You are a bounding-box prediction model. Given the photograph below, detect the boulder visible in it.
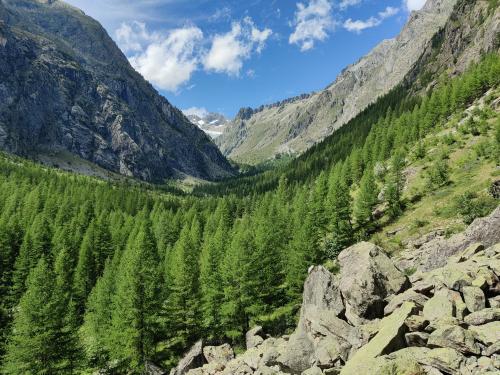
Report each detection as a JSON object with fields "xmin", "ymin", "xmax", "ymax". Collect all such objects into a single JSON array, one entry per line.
[
  {"xmin": 338, "ymin": 242, "xmax": 409, "ymax": 325},
  {"xmin": 340, "ymin": 302, "xmax": 415, "ymax": 375},
  {"xmin": 488, "ymin": 296, "xmax": 500, "ymax": 308},
  {"xmin": 203, "ymin": 344, "xmax": 234, "ymax": 365},
  {"xmin": 449, "ymin": 243, "xmax": 484, "ymax": 264},
  {"xmin": 483, "ymin": 341, "xmax": 500, "ymax": 357},
  {"xmin": 277, "ymin": 266, "xmax": 358, "ymax": 373},
  {"xmin": 468, "ymin": 321, "xmax": 500, "ymax": 346},
  {"xmin": 418, "ymin": 206, "xmax": 500, "ymax": 271},
  {"xmin": 428, "ymin": 325, "xmax": 480, "ymax": 355},
  {"xmin": 462, "ymin": 286, "xmax": 486, "ymax": 313},
  {"xmin": 170, "ymin": 341, "xmax": 205, "ymax": 375},
  {"xmin": 246, "ymin": 326, "xmax": 264, "ymax": 350},
  {"xmin": 422, "ymin": 288, "xmax": 455, "ymax": 322},
  {"xmin": 384, "ymin": 289, "xmax": 428, "ymax": 315},
  {"xmin": 405, "ymin": 315, "xmax": 429, "ymax": 332}
]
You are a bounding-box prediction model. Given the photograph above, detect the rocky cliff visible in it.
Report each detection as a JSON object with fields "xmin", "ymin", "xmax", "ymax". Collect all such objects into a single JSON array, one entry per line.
[
  {"xmin": 217, "ymin": 0, "xmax": 499, "ymax": 165},
  {"xmin": 0, "ymin": 0, "xmax": 234, "ymax": 182},
  {"xmin": 169, "ymin": 205, "xmax": 500, "ymax": 375}
]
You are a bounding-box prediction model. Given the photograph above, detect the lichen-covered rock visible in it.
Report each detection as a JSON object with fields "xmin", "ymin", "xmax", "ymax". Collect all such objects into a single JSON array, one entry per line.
[
  {"xmin": 468, "ymin": 322, "xmax": 500, "ymax": 346},
  {"xmin": 428, "ymin": 325, "xmax": 480, "ymax": 355},
  {"xmin": 423, "ymin": 288, "xmax": 456, "ymax": 322},
  {"xmin": 170, "ymin": 341, "xmax": 205, "ymax": 375},
  {"xmin": 246, "ymin": 326, "xmax": 264, "ymax": 350},
  {"xmin": 338, "ymin": 242, "xmax": 409, "ymax": 325},
  {"xmin": 462, "ymin": 286, "xmax": 486, "ymax": 313},
  {"xmin": 340, "ymin": 302, "xmax": 415, "ymax": 375},
  {"xmin": 384, "ymin": 289, "xmax": 428, "ymax": 315},
  {"xmin": 277, "ymin": 266, "xmax": 357, "ymax": 373},
  {"xmin": 203, "ymin": 344, "xmax": 234, "ymax": 365}
]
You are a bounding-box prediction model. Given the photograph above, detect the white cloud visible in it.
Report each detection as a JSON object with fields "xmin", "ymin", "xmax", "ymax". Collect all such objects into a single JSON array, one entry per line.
[
  {"xmin": 289, "ymin": 0, "xmax": 337, "ymax": 52},
  {"xmin": 405, "ymin": 0, "xmax": 427, "ymax": 12},
  {"xmin": 183, "ymin": 107, "xmax": 209, "ymax": 118},
  {"xmin": 339, "ymin": 0, "xmax": 361, "ymax": 10},
  {"xmin": 343, "ymin": 6, "xmax": 399, "ymax": 33},
  {"xmin": 115, "ymin": 21, "xmax": 155, "ymax": 53},
  {"xmin": 116, "ymin": 17, "xmax": 272, "ymax": 90},
  {"xmin": 203, "ymin": 17, "xmax": 272, "ymax": 76},
  {"xmin": 124, "ymin": 25, "xmax": 204, "ymax": 92}
]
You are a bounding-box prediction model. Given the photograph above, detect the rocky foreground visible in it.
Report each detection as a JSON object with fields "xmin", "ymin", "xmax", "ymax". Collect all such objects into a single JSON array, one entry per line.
[{"xmin": 168, "ymin": 206, "xmax": 500, "ymax": 375}]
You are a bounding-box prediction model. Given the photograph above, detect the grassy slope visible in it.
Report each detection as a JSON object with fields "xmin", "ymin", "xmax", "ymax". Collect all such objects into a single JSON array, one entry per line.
[{"xmin": 373, "ymin": 88, "xmax": 500, "ymax": 254}]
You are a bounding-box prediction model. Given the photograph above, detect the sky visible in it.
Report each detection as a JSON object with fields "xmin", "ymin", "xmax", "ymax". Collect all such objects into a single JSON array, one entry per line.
[{"xmin": 64, "ymin": 0, "xmax": 427, "ymax": 118}]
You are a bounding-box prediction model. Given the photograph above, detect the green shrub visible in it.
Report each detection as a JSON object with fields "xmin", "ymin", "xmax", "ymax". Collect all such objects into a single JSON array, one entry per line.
[{"xmin": 454, "ymin": 191, "xmax": 498, "ymax": 224}]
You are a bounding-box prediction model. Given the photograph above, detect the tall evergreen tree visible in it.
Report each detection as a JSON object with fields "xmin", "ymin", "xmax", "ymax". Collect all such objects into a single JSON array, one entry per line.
[
  {"xmin": 3, "ymin": 258, "xmax": 70, "ymax": 374},
  {"xmin": 109, "ymin": 221, "xmax": 161, "ymax": 371},
  {"xmin": 354, "ymin": 166, "xmax": 379, "ymax": 238}
]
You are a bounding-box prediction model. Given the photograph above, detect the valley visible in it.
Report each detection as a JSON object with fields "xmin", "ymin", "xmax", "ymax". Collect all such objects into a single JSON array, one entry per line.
[{"xmin": 0, "ymin": 0, "xmax": 498, "ymax": 374}]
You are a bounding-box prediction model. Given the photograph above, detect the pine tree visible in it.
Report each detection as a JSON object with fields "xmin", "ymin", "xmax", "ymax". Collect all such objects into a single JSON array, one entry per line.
[
  {"xmin": 80, "ymin": 260, "xmax": 115, "ymax": 368},
  {"xmin": 385, "ymin": 150, "xmax": 406, "ymax": 220},
  {"xmin": 220, "ymin": 217, "xmax": 255, "ymax": 344},
  {"xmin": 109, "ymin": 220, "xmax": 161, "ymax": 371},
  {"xmin": 327, "ymin": 175, "xmax": 354, "ymax": 258},
  {"xmin": 162, "ymin": 218, "xmax": 201, "ymax": 357},
  {"xmin": 10, "ymin": 213, "xmax": 52, "ymax": 303},
  {"xmin": 3, "ymin": 258, "xmax": 69, "ymax": 374},
  {"xmin": 354, "ymin": 166, "xmax": 379, "ymax": 239}
]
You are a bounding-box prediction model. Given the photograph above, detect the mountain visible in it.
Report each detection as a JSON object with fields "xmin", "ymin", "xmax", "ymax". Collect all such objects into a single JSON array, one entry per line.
[
  {"xmin": 183, "ymin": 109, "xmax": 230, "ymax": 139},
  {"xmin": 0, "ymin": 0, "xmax": 234, "ymax": 182},
  {"xmin": 217, "ymin": 0, "xmax": 459, "ymax": 165}
]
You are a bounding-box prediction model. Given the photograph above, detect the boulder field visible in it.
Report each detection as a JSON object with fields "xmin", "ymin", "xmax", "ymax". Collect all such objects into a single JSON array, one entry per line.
[{"xmin": 168, "ymin": 207, "xmax": 500, "ymax": 375}]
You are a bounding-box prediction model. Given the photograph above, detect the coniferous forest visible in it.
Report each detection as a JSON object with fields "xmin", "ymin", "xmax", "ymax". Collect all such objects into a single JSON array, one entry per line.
[{"xmin": 0, "ymin": 54, "xmax": 499, "ymax": 373}]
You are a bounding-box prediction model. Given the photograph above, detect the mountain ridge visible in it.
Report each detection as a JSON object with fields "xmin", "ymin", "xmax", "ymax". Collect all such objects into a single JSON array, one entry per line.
[
  {"xmin": 217, "ymin": 0, "xmax": 459, "ymax": 164},
  {"xmin": 0, "ymin": 0, "xmax": 234, "ymax": 182}
]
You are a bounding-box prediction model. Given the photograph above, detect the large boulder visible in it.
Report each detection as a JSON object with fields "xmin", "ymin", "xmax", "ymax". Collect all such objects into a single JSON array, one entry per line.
[
  {"xmin": 340, "ymin": 302, "xmax": 415, "ymax": 375},
  {"xmin": 468, "ymin": 322, "xmax": 500, "ymax": 346},
  {"xmin": 338, "ymin": 242, "xmax": 409, "ymax": 325},
  {"xmin": 464, "ymin": 308, "xmax": 500, "ymax": 326},
  {"xmin": 170, "ymin": 341, "xmax": 205, "ymax": 375},
  {"xmin": 422, "ymin": 288, "xmax": 456, "ymax": 322},
  {"xmin": 427, "ymin": 325, "xmax": 480, "ymax": 355},
  {"xmin": 277, "ymin": 266, "xmax": 358, "ymax": 373}
]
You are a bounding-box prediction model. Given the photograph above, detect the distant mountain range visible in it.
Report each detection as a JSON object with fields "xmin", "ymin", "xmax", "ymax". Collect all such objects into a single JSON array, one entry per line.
[
  {"xmin": 183, "ymin": 109, "xmax": 230, "ymax": 139},
  {"xmin": 217, "ymin": 0, "xmax": 460, "ymax": 165},
  {"xmin": 0, "ymin": 0, "xmax": 234, "ymax": 182}
]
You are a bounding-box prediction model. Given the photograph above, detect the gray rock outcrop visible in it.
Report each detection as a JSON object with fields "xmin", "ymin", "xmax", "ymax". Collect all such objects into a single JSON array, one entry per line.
[{"xmin": 0, "ymin": 0, "xmax": 234, "ymax": 182}]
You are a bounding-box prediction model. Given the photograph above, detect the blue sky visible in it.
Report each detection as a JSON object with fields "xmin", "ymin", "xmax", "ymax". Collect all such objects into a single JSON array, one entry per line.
[{"xmin": 64, "ymin": 0, "xmax": 427, "ymax": 118}]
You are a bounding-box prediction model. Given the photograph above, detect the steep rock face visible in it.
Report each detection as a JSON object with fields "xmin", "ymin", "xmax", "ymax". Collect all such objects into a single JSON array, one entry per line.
[
  {"xmin": 0, "ymin": 0, "xmax": 234, "ymax": 182},
  {"xmin": 217, "ymin": 0, "xmax": 458, "ymax": 164}
]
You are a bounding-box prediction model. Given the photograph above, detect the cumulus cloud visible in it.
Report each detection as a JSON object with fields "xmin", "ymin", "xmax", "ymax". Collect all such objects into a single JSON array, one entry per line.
[
  {"xmin": 289, "ymin": 0, "xmax": 337, "ymax": 52},
  {"xmin": 204, "ymin": 17, "xmax": 272, "ymax": 76},
  {"xmin": 343, "ymin": 6, "xmax": 399, "ymax": 33},
  {"xmin": 118, "ymin": 24, "xmax": 203, "ymax": 92},
  {"xmin": 116, "ymin": 17, "xmax": 272, "ymax": 91},
  {"xmin": 405, "ymin": 0, "xmax": 427, "ymax": 12},
  {"xmin": 116, "ymin": 21, "xmax": 155, "ymax": 53}
]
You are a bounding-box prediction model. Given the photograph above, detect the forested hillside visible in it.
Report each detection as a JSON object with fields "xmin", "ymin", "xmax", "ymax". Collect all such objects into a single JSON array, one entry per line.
[{"xmin": 0, "ymin": 51, "xmax": 499, "ymax": 374}]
